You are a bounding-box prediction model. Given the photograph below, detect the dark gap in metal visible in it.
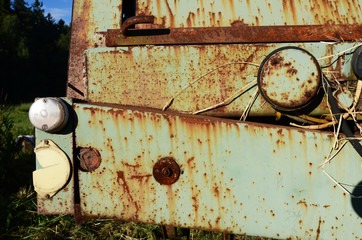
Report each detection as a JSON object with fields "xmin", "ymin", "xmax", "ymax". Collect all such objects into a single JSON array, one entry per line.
[
  {"xmin": 121, "ymin": 0, "xmax": 136, "ymax": 26},
  {"xmin": 67, "ymin": 83, "xmax": 84, "ymax": 97},
  {"xmin": 125, "ymin": 28, "xmax": 171, "ymax": 36}
]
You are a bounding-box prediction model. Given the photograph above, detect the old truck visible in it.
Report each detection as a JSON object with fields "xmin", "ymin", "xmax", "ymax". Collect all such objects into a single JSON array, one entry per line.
[{"xmin": 28, "ymin": 0, "xmax": 362, "ymax": 239}]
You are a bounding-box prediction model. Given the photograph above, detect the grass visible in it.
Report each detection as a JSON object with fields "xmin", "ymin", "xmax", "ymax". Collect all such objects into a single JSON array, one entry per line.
[
  {"xmin": 8, "ymin": 102, "xmax": 33, "ymax": 136},
  {"xmin": 0, "ymin": 103, "xmax": 274, "ymax": 240}
]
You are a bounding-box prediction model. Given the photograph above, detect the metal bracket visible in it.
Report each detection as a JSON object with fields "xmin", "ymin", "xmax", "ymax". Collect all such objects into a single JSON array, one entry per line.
[{"xmin": 106, "ymin": 23, "xmax": 362, "ymax": 46}]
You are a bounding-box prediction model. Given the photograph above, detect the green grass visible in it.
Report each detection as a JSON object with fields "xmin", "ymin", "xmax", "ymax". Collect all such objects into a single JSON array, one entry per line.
[
  {"xmin": 0, "ymin": 103, "xmax": 273, "ymax": 240},
  {"xmin": 8, "ymin": 102, "xmax": 33, "ymax": 136}
]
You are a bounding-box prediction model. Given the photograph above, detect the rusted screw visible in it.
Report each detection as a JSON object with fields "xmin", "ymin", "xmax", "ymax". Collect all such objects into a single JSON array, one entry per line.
[
  {"xmin": 153, "ymin": 157, "xmax": 180, "ymax": 185},
  {"xmin": 45, "ymin": 194, "xmax": 50, "ymax": 199},
  {"xmin": 161, "ymin": 167, "xmax": 173, "ymax": 177},
  {"xmin": 44, "ymin": 139, "xmax": 49, "ymax": 145},
  {"xmin": 79, "ymin": 147, "xmax": 102, "ymax": 172}
]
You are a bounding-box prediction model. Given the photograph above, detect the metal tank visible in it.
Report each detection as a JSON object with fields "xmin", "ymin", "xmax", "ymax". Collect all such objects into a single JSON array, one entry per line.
[{"xmin": 29, "ymin": 0, "xmax": 362, "ymax": 239}]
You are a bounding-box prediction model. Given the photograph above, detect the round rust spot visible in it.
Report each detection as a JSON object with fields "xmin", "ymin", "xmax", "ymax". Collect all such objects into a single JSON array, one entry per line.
[
  {"xmin": 153, "ymin": 157, "xmax": 180, "ymax": 185},
  {"xmin": 79, "ymin": 147, "xmax": 102, "ymax": 172}
]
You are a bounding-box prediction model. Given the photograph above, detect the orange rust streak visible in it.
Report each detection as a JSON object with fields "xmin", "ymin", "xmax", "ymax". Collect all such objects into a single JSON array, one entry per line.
[
  {"xmin": 183, "ymin": 119, "xmax": 211, "ymax": 125},
  {"xmin": 316, "ymin": 217, "xmax": 322, "ymax": 240},
  {"xmin": 130, "ymin": 174, "xmax": 153, "ymax": 180},
  {"xmin": 187, "ymin": 157, "xmax": 195, "ymax": 163},
  {"xmin": 124, "ymin": 163, "xmax": 141, "ymax": 168},
  {"xmin": 116, "ymin": 171, "xmax": 140, "ymax": 214}
]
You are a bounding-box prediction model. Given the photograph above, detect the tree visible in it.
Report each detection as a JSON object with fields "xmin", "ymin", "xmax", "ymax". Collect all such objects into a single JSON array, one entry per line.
[{"xmin": 0, "ymin": 0, "xmax": 70, "ymax": 104}]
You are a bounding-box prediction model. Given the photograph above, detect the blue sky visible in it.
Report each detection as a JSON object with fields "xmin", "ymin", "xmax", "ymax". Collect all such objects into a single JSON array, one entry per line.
[{"xmin": 27, "ymin": 0, "xmax": 73, "ymax": 25}]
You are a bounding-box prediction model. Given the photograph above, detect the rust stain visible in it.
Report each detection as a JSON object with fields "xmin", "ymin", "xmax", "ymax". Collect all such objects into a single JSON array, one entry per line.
[
  {"xmin": 270, "ymin": 210, "xmax": 275, "ymax": 217},
  {"xmin": 187, "ymin": 156, "xmax": 195, "ymax": 163},
  {"xmin": 297, "ymin": 200, "xmax": 308, "ymax": 208},
  {"xmin": 184, "ymin": 118, "xmax": 211, "ymax": 125},
  {"xmin": 123, "ymin": 163, "xmax": 141, "ymax": 168},
  {"xmin": 130, "ymin": 174, "xmax": 153, "ymax": 182},
  {"xmin": 164, "ymin": 0, "xmax": 174, "ymax": 27},
  {"xmin": 116, "ymin": 171, "xmax": 140, "ymax": 217},
  {"xmin": 316, "ymin": 217, "xmax": 322, "ymax": 240},
  {"xmin": 287, "ymin": 68, "xmax": 298, "ymax": 75}
]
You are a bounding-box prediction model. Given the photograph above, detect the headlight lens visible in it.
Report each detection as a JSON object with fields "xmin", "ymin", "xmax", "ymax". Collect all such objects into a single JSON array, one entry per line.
[{"xmin": 29, "ymin": 98, "xmax": 69, "ymax": 132}]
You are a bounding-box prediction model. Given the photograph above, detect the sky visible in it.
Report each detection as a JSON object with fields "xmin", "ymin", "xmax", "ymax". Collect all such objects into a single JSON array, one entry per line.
[{"xmin": 27, "ymin": 0, "xmax": 73, "ymax": 25}]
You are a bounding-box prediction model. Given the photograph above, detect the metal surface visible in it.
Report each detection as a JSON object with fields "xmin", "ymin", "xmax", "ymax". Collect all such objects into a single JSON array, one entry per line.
[
  {"xmin": 55, "ymin": 0, "xmax": 362, "ymax": 238},
  {"xmin": 67, "ymin": 0, "xmax": 122, "ymax": 99},
  {"xmin": 35, "ymin": 98, "xmax": 74, "ymax": 214},
  {"xmin": 258, "ymin": 47, "xmax": 321, "ymax": 112},
  {"xmin": 106, "ymin": 24, "xmax": 362, "ymax": 46},
  {"xmin": 153, "ymin": 157, "xmax": 180, "ymax": 185},
  {"xmin": 67, "ymin": 0, "xmax": 362, "ymax": 99},
  {"xmin": 79, "ymin": 147, "xmax": 102, "ymax": 172},
  {"xmin": 74, "ymin": 102, "xmax": 362, "ymax": 239},
  {"xmin": 136, "ymin": 0, "xmax": 362, "ymax": 28},
  {"xmin": 84, "ymin": 42, "xmax": 359, "ymax": 117},
  {"xmin": 121, "ymin": 15, "xmax": 155, "ymax": 35}
]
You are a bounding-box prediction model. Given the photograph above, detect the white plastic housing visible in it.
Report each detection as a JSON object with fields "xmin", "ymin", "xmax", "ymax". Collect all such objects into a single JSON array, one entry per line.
[
  {"xmin": 33, "ymin": 139, "xmax": 71, "ymax": 198},
  {"xmin": 29, "ymin": 98, "xmax": 69, "ymax": 132}
]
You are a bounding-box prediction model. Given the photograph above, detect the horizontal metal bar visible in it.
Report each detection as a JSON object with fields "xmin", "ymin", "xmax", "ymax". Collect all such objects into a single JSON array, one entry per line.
[{"xmin": 106, "ymin": 24, "xmax": 362, "ymax": 46}]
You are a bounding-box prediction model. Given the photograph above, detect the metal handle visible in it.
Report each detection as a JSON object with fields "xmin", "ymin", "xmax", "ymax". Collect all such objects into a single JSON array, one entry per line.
[{"xmin": 121, "ymin": 15, "xmax": 155, "ymax": 36}]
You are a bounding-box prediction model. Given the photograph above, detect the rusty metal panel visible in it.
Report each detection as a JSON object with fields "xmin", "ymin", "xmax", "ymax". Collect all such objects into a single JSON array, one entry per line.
[
  {"xmin": 35, "ymin": 105, "xmax": 75, "ymax": 214},
  {"xmin": 84, "ymin": 42, "xmax": 358, "ymax": 117},
  {"xmin": 68, "ymin": 0, "xmax": 362, "ymax": 98},
  {"xmin": 67, "ymin": 0, "xmax": 123, "ymax": 98},
  {"xmin": 136, "ymin": 0, "xmax": 362, "ymax": 28},
  {"xmin": 74, "ymin": 102, "xmax": 362, "ymax": 239}
]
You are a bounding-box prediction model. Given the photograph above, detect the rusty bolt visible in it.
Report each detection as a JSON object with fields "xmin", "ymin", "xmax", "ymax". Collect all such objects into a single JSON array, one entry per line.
[
  {"xmin": 44, "ymin": 139, "xmax": 49, "ymax": 145},
  {"xmin": 161, "ymin": 167, "xmax": 173, "ymax": 177},
  {"xmin": 153, "ymin": 157, "xmax": 180, "ymax": 185},
  {"xmin": 79, "ymin": 147, "xmax": 102, "ymax": 172}
]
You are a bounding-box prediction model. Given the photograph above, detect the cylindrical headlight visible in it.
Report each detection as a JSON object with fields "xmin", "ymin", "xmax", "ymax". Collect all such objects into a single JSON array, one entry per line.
[{"xmin": 29, "ymin": 98, "xmax": 69, "ymax": 132}]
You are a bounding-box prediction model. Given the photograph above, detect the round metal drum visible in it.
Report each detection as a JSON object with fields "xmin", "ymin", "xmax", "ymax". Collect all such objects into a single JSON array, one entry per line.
[{"xmin": 257, "ymin": 47, "xmax": 322, "ymax": 112}]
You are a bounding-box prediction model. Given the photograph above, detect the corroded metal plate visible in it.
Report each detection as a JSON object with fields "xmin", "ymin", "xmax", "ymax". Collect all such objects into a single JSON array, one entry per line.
[
  {"xmin": 258, "ymin": 47, "xmax": 322, "ymax": 112},
  {"xmin": 74, "ymin": 102, "xmax": 362, "ymax": 239}
]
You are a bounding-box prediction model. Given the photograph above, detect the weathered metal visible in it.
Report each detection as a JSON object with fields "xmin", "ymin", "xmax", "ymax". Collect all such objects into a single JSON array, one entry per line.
[
  {"xmin": 67, "ymin": 0, "xmax": 123, "ymax": 99},
  {"xmin": 257, "ymin": 47, "xmax": 322, "ymax": 112},
  {"xmin": 121, "ymin": 15, "xmax": 155, "ymax": 35},
  {"xmin": 73, "ymin": 102, "xmax": 362, "ymax": 239},
  {"xmin": 34, "ymin": 98, "xmax": 75, "ymax": 214},
  {"xmin": 136, "ymin": 0, "xmax": 362, "ymax": 28},
  {"xmin": 153, "ymin": 157, "xmax": 180, "ymax": 185},
  {"xmin": 78, "ymin": 147, "xmax": 102, "ymax": 172},
  {"xmin": 84, "ymin": 42, "xmax": 359, "ymax": 117},
  {"xmin": 106, "ymin": 24, "xmax": 362, "ymax": 46},
  {"xmin": 67, "ymin": 0, "xmax": 362, "ymax": 99},
  {"xmin": 40, "ymin": 0, "xmax": 362, "ymax": 238}
]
